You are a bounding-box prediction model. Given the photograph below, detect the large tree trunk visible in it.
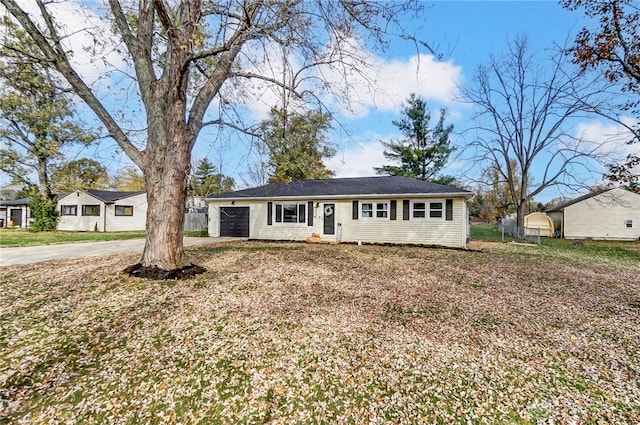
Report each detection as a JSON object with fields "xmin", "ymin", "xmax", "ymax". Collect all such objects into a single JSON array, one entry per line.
[{"xmin": 139, "ymin": 119, "xmax": 193, "ymax": 271}]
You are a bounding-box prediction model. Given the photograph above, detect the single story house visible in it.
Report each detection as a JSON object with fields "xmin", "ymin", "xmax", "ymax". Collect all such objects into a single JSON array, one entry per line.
[
  {"xmin": 0, "ymin": 198, "xmax": 32, "ymax": 228},
  {"xmin": 207, "ymin": 176, "xmax": 475, "ymax": 248},
  {"xmin": 57, "ymin": 189, "xmax": 147, "ymax": 232},
  {"xmin": 546, "ymin": 187, "xmax": 640, "ymax": 240}
]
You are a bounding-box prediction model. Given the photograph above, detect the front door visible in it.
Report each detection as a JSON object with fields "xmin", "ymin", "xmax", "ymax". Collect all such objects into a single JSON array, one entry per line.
[
  {"xmin": 10, "ymin": 209, "xmax": 22, "ymax": 227},
  {"xmin": 323, "ymin": 203, "xmax": 335, "ymax": 235}
]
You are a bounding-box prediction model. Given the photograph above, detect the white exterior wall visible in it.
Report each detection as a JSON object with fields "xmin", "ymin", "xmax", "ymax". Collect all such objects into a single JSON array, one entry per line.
[
  {"xmin": 104, "ymin": 193, "xmax": 147, "ymax": 231},
  {"xmin": 209, "ymin": 196, "xmax": 469, "ymax": 248},
  {"xmin": 57, "ymin": 191, "xmax": 147, "ymax": 231},
  {"xmin": 563, "ymin": 188, "xmax": 640, "ymax": 240}
]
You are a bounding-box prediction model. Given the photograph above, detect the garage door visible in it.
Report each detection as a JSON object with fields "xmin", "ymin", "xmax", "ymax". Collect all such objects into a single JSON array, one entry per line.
[{"xmin": 219, "ymin": 207, "xmax": 250, "ymax": 237}]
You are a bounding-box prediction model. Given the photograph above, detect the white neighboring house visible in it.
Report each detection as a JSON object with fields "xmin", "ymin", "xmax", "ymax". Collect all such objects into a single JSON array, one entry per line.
[
  {"xmin": 207, "ymin": 176, "xmax": 474, "ymax": 248},
  {"xmin": 57, "ymin": 189, "xmax": 147, "ymax": 232},
  {"xmin": 546, "ymin": 187, "xmax": 640, "ymax": 240},
  {"xmin": 0, "ymin": 198, "xmax": 32, "ymax": 228}
]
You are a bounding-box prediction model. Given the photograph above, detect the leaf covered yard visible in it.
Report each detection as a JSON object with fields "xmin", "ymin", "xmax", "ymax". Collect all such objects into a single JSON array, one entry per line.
[{"xmin": 1, "ymin": 241, "xmax": 639, "ymax": 424}]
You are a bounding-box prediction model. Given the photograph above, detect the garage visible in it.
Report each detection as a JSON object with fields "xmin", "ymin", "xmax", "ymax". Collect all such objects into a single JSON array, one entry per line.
[{"xmin": 219, "ymin": 206, "xmax": 250, "ymax": 237}]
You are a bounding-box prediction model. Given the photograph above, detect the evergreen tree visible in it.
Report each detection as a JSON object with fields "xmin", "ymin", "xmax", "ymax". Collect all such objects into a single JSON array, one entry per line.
[
  {"xmin": 375, "ymin": 94, "xmax": 454, "ymax": 181},
  {"xmin": 189, "ymin": 158, "xmax": 234, "ymax": 200},
  {"xmin": 259, "ymin": 108, "xmax": 335, "ymax": 183}
]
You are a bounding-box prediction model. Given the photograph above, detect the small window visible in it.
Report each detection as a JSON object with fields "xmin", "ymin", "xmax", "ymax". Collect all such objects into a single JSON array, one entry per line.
[
  {"xmin": 360, "ymin": 201, "xmax": 389, "ymax": 219},
  {"xmin": 375, "ymin": 202, "xmax": 388, "ymax": 218},
  {"xmin": 413, "ymin": 202, "xmax": 426, "ymax": 218},
  {"xmin": 61, "ymin": 205, "xmax": 77, "ymax": 216},
  {"xmin": 625, "ymin": 219, "xmax": 633, "ymax": 228},
  {"xmin": 361, "ymin": 203, "xmax": 373, "ymax": 218},
  {"xmin": 115, "ymin": 205, "xmax": 133, "ymax": 216},
  {"xmin": 82, "ymin": 205, "xmax": 100, "ymax": 216},
  {"xmin": 429, "ymin": 202, "xmax": 443, "ymax": 219},
  {"xmin": 274, "ymin": 203, "xmax": 306, "ymax": 224}
]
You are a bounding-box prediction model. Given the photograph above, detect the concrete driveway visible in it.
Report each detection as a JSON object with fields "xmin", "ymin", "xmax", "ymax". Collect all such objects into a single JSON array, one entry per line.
[{"xmin": 0, "ymin": 237, "xmax": 240, "ymax": 267}]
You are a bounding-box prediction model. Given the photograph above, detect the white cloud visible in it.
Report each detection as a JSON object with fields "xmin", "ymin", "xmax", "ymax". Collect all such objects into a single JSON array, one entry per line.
[
  {"xmin": 574, "ymin": 117, "xmax": 640, "ymax": 160},
  {"xmin": 9, "ymin": 1, "xmax": 126, "ymax": 85},
  {"xmin": 326, "ymin": 139, "xmax": 387, "ymax": 178},
  {"xmin": 237, "ymin": 32, "xmax": 463, "ymax": 122}
]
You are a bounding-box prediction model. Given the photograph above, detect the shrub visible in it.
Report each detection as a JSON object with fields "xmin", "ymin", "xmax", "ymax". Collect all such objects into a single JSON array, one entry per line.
[{"xmin": 29, "ymin": 196, "xmax": 60, "ymax": 232}]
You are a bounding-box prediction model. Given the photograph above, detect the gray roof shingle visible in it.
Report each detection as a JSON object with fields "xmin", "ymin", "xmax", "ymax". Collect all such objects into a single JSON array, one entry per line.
[
  {"xmin": 545, "ymin": 189, "xmax": 610, "ymax": 212},
  {"xmin": 208, "ymin": 176, "xmax": 473, "ymax": 200}
]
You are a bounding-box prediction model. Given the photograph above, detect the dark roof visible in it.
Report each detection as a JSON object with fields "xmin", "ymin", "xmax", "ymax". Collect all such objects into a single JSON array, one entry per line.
[
  {"xmin": 208, "ymin": 176, "xmax": 473, "ymax": 200},
  {"xmin": 546, "ymin": 189, "xmax": 611, "ymax": 212},
  {"xmin": 56, "ymin": 189, "xmax": 145, "ymax": 203},
  {"xmin": 0, "ymin": 197, "xmax": 32, "ymax": 206}
]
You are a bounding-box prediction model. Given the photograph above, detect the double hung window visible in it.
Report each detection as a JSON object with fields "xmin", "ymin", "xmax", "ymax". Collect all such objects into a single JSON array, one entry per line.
[
  {"xmin": 361, "ymin": 202, "xmax": 388, "ymax": 219},
  {"xmin": 412, "ymin": 200, "xmax": 444, "ymax": 220}
]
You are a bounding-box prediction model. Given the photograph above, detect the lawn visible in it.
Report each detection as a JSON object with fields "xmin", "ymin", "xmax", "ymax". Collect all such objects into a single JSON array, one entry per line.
[
  {"xmin": 0, "ymin": 229, "xmax": 207, "ymax": 247},
  {"xmin": 1, "ymin": 239, "xmax": 639, "ymax": 424}
]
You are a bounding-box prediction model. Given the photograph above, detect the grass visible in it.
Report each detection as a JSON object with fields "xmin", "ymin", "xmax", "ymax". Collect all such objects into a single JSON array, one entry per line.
[
  {"xmin": 0, "ymin": 229, "xmax": 209, "ymax": 247},
  {"xmin": 1, "ymin": 240, "xmax": 638, "ymax": 424},
  {"xmin": 471, "ymin": 223, "xmax": 640, "ymax": 263}
]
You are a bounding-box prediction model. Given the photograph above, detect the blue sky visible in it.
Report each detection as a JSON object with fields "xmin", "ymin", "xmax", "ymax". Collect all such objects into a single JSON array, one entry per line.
[
  {"xmin": 193, "ymin": 1, "xmax": 634, "ymax": 203},
  {"xmin": 2, "ymin": 1, "xmax": 637, "ymax": 203}
]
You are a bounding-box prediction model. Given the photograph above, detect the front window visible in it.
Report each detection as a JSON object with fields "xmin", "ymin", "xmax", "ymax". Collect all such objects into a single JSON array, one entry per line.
[
  {"xmin": 115, "ymin": 205, "xmax": 133, "ymax": 216},
  {"xmin": 274, "ymin": 203, "xmax": 305, "ymax": 224},
  {"xmin": 375, "ymin": 202, "xmax": 388, "ymax": 218},
  {"xmin": 412, "ymin": 202, "xmax": 426, "ymax": 218},
  {"xmin": 361, "ymin": 203, "xmax": 373, "ymax": 218},
  {"xmin": 61, "ymin": 205, "xmax": 77, "ymax": 216},
  {"xmin": 429, "ymin": 202, "xmax": 443, "ymax": 219},
  {"xmin": 412, "ymin": 201, "xmax": 444, "ymax": 220},
  {"xmin": 82, "ymin": 205, "xmax": 100, "ymax": 216},
  {"xmin": 361, "ymin": 202, "xmax": 388, "ymax": 219}
]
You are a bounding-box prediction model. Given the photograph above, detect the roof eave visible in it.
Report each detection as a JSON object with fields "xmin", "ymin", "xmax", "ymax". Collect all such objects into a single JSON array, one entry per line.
[{"xmin": 207, "ymin": 192, "xmax": 474, "ymax": 202}]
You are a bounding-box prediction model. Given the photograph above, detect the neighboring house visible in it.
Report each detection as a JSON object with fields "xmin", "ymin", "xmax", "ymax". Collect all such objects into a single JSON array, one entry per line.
[
  {"xmin": 546, "ymin": 187, "xmax": 640, "ymax": 240},
  {"xmin": 0, "ymin": 198, "xmax": 32, "ymax": 228},
  {"xmin": 207, "ymin": 176, "xmax": 474, "ymax": 248},
  {"xmin": 57, "ymin": 189, "xmax": 147, "ymax": 232}
]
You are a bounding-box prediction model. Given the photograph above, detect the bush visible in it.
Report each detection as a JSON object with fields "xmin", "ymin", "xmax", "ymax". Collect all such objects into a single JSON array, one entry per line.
[{"xmin": 29, "ymin": 196, "xmax": 60, "ymax": 232}]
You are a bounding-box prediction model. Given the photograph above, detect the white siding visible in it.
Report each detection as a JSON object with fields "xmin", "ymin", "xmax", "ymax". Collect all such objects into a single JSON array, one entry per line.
[
  {"xmin": 209, "ymin": 196, "xmax": 469, "ymax": 248},
  {"xmin": 563, "ymin": 188, "xmax": 640, "ymax": 240},
  {"xmin": 104, "ymin": 193, "xmax": 147, "ymax": 231},
  {"xmin": 57, "ymin": 191, "xmax": 147, "ymax": 231}
]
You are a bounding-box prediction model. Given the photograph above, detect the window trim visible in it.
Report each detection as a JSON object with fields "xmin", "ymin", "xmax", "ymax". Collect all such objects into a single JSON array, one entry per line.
[
  {"xmin": 82, "ymin": 204, "xmax": 101, "ymax": 216},
  {"xmin": 115, "ymin": 205, "xmax": 134, "ymax": 216},
  {"xmin": 272, "ymin": 202, "xmax": 306, "ymax": 225},
  {"xmin": 360, "ymin": 201, "xmax": 389, "ymax": 220},
  {"xmin": 60, "ymin": 205, "xmax": 77, "ymax": 216},
  {"xmin": 411, "ymin": 200, "xmax": 446, "ymax": 221}
]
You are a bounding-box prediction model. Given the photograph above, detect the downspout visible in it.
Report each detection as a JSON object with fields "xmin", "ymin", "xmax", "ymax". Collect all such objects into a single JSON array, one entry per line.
[
  {"xmin": 465, "ymin": 195, "xmax": 475, "ymax": 248},
  {"xmin": 103, "ymin": 203, "xmax": 107, "ymax": 232}
]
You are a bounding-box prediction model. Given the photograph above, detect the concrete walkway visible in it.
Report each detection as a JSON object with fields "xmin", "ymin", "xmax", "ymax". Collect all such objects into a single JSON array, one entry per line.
[{"xmin": 0, "ymin": 237, "xmax": 241, "ymax": 267}]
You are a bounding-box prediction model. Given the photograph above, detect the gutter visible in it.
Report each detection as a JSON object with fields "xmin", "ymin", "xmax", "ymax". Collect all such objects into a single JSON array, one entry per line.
[{"xmin": 207, "ymin": 192, "xmax": 475, "ymax": 202}]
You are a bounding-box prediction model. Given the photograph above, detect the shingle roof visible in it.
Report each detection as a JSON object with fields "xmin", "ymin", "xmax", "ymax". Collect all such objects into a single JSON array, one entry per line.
[
  {"xmin": 0, "ymin": 197, "xmax": 32, "ymax": 206},
  {"xmin": 85, "ymin": 189, "xmax": 145, "ymax": 203},
  {"xmin": 546, "ymin": 189, "xmax": 610, "ymax": 212},
  {"xmin": 208, "ymin": 176, "xmax": 473, "ymax": 200},
  {"xmin": 57, "ymin": 189, "xmax": 145, "ymax": 203}
]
